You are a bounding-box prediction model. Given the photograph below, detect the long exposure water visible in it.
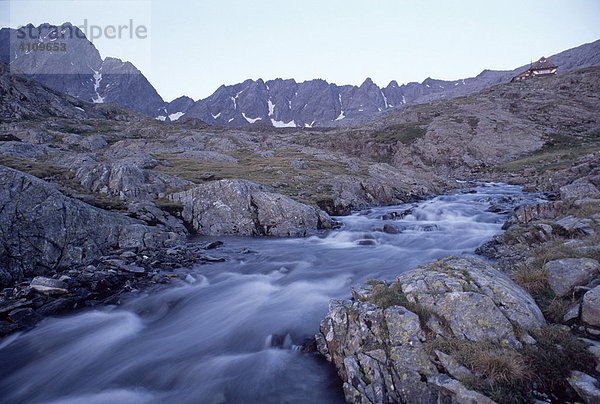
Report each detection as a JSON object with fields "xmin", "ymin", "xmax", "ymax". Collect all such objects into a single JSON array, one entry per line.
[{"xmin": 0, "ymin": 183, "xmax": 541, "ymax": 403}]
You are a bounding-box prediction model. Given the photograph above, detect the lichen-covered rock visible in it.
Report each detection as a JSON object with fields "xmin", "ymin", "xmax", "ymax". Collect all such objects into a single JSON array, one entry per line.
[
  {"xmin": 582, "ymin": 286, "xmax": 600, "ymax": 327},
  {"xmin": 0, "ymin": 165, "xmax": 180, "ymax": 283},
  {"xmin": 429, "ymin": 374, "xmax": 497, "ymax": 404},
  {"xmin": 554, "ymin": 215, "xmax": 596, "ymax": 237},
  {"xmin": 560, "ymin": 182, "xmax": 600, "ymax": 200},
  {"xmin": 567, "ymin": 371, "xmax": 600, "ymax": 404},
  {"xmin": 544, "ymin": 258, "xmax": 600, "ymax": 297},
  {"xmin": 169, "ymin": 179, "xmax": 333, "ymax": 237},
  {"xmin": 317, "ymin": 257, "xmax": 545, "ymax": 403}
]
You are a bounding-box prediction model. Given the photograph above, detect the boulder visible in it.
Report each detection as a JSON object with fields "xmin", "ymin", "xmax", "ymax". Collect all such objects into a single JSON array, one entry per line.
[
  {"xmin": 75, "ymin": 159, "xmax": 193, "ymax": 201},
  {"xmin": 30, "ymin": 276, "xmax": 68, "ymax": 295},
  {"xmin": 544, "ymin": 258, "xmax": 600, "ymax": 297},
  {"xmin": 318, "ymin": 257, "xmax": 544, "ymax": 403},
  {"xmin": 169, "ymin": 179, "xmax": 333, "ymax": 237},
  {"xmin": 582, "ymin": 286, "xmax": 600, "ymax": 327},
  {"xmin": 429, "ymin": 374, "xmax": 497, "ymax": 404},
  {"xmin": 560, "ymin": 182, "xmax": 600, "ymax": 199},
  {"xmin": 567, "ymin": 371, "xmax": 600, "ymax": 404},
  {"xmin": 0, "ymin": 165, "xmax": 180, "ymax": 284},
  {"xmin": 554, "ymin": 216, "xmax": 596, "ymax": 237},
  {"xmin": 515, "ymin": 200, "xmax": 566, "ymax": 224}
]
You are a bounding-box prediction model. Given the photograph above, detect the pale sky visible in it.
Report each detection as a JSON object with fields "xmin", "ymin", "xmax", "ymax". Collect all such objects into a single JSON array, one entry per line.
[{"xmin": 2, "ymin": 0, "xmax": 600, "ymax": 102}]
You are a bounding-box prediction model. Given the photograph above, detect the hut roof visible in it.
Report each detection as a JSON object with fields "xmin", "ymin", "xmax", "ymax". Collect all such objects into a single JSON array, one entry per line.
[{"xmin": 531, "ymin": 57, "xmax": 557, "ymax": 70}]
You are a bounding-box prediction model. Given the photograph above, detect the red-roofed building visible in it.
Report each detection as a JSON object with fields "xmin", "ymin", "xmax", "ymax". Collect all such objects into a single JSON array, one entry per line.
[{"xmin": 511, "ymin": 57, "xmax": 558, "ymax": 82}]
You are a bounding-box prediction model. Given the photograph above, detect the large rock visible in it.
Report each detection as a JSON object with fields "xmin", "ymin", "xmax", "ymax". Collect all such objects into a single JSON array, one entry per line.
[
  {"xmin": 429, "ymin": 374, "xmax": 497, "ymax": 404},
  {"xmin": 560, "ymin": 182, "xmax": 600, "ymax": 199},
  {"xmin": 567, "ymin": 371, "xmax": 600, "ymax": 404},
  {"xmin": 582, "ymin": 286, "xmax": 600, "ymax": 327},
  {"xmin": 544, "ymin": 258, "xmax": 600, "ymax": 297},
  {"xmin": 317, "ymin": 257, "xmax": 544, "ymax": 403},
  {"xmin": 169, "ymin": 179, "xmax": 333, "ymax": 237},
  {"xmin": 75, "ymin": 158, "xmax": 193, "ymax": 201},
  {"xmin": 0, "ymin": 165, "xmax": 180, "ymax": 283},
  {"xmin": 554, "ymin": 216, "xmax": 596, "ymax": 237},
  {"xmin": 514, "ymin": 200, "xmax": 566, "ymax": 224}
]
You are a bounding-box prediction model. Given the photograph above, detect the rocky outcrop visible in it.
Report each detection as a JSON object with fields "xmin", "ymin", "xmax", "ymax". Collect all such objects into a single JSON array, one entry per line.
[
  {"xmin": 317, "ymin": 256, "xmax": 544, "ymax": 404},
  {"xmin": 0, "ymin": 23, "xmax": 165, "ymax": 117},
  {"xmin": 544, "ymin": 258, "xmax": 600, "ymax": 297},
  {"xmin": 170, "ymin": 179, "xmax": 333, "ymax": 237},
  {"xmin": 0, "ymin": 165, "xmax": 181, "ymax": 283},
  {"xmin": 560, "ymin": 182, "xmax": 600, "ymax": 200},
  {"xmin": 74, "ymin": 157, "xmax": 193, "ymax": 201},
  {"xmin": 567, "ymin": 371, "xmax": 600, "ymax": 404}
]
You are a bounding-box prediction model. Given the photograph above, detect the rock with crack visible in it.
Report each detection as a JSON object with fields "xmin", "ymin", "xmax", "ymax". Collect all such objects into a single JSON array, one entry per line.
[
  {"xmin": 543, "ymin": 258, "xmax": 600, "ymax": 297},
  {"xmin": 560, "ymin": 182, "xmax": 600, "ymax": 200},
  {"xmin": 0, "ymin": 165, "xmax": 182, "ymax": 284},
  {"xmin": 317, "ymin": 256, "xmax": 544, "ymax": 403},
  {"xmin": 74, "ymin": 157, "xmax": 193, "ymax": 201},
  {"xmin": 169, "ymin": 179, "xmax": 333, "ymax": 237}
]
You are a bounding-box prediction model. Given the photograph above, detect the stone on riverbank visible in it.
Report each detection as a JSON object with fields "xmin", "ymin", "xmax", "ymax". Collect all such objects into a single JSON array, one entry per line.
[
  {"xmin": 317, "ymin": 256, "xmax": 545, "ymax": 403},
  {"xmin": 169, "ymin": 179, "xmax": 333, "ymax": 237}
]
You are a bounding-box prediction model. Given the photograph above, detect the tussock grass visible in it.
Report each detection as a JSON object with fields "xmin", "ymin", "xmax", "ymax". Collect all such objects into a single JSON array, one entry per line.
[
  {"xmin": 367, "ymin": 283, "xmax": 409, "ymax": 309},
  {"xmin": 510, "ymin": 266, "xmax": 548, "ymax": 294},
  {"xmin": 427, "ymin": 325, "xmax": 595, "ymax": 403}
]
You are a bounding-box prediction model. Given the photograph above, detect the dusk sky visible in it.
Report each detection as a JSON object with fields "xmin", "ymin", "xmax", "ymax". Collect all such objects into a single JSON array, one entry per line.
[{"xmin": 2, "ymin": 0, "xmax": 600, "ymax": 101}]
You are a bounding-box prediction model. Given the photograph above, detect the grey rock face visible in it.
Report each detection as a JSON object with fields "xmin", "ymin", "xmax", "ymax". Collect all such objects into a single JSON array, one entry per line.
[
  {"xmin": 567, "ymin": 371, "xmax": 600, "ymax": 404},
  {"xmin": 554, "ymin": 215, "xmax": 596, "ymax": 237},
  {"xmin": 0, "ymin": 60, "xmax": 141, "ymax": 121},
  {"xmin": 582, "ymin": 286, "xmax": 600, "ymax": 327},
  {"xmin": 74, "ymin": 159, "xmax": 193, "ymax": 201},
  {"xmin": 0, "ymin": 23, "xmax": 165, "ymax": 117},
  {"xmin": 429, "ymin": 374, "xmax": 497, "ymax": 404},
  {"xmin": 560, "ymin": 182, "xmax": 600, "ymax": 199},
  {"xmin": 544, "ymin": 258, "xmax": 600, "ymax": 297},
  {"xmin": 169, "ymin": 179, "xmax": 333, "ymax": 237},
  {"xmin": 318, "ymin": 257, "xmax": 544, "ymax": 403},
  {"xmin": 0, "ymin": 165, "xmax": 181, "ymax": 282}
]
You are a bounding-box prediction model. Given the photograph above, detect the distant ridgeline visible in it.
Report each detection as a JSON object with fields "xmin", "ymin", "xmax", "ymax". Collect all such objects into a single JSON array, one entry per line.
[
  {"xmin": 511, "ymin": 57, "xmax": 558, "ymax": 82},
  {"xmin": 1, "ymin": 22, "xmax": 599, "ymax": 127}
]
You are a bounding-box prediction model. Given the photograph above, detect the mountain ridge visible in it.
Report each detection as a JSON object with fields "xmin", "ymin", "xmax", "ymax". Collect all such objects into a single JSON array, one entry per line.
[{"xmin": 2, "ymin": 22, "xmax": 599, "ymax": 128}]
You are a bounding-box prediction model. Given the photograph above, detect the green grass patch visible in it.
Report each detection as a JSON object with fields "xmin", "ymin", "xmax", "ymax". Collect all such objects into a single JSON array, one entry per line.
[
  {"xmin": 371, "ymin": 123, "xmax": 427, "ymax": 145},
  {"xmin": 495, "ymin": 131, "xmax": 600, "ymax": 173},
  {"xmin": 153, "ymin": 147, "xmax": 367, "ymax": 206}
]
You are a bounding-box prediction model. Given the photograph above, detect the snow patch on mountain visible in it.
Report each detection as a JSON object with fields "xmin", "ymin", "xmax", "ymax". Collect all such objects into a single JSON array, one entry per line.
[
  {"xmin": 168, "ymin": 111, "xmax": 185, "ymax": 121},
  {"xmin": 92, "ymin": 70, "xmax": 104, "ymax": 103},
  {"xmin": 268, "ymin": 99, "xmax": 275, "ymax": 116},
  {"xmin": 242, "ymin": 112, "xmax": 262, "ymax": 123},
  {"xmin": 271, "ymin": 119, "xmax": 296, "ymax": 128}
]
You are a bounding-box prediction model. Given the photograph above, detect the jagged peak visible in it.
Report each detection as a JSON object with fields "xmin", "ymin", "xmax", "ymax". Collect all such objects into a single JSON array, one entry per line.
[
  {"xmin": 170, "ymin": 95, "xmax": 194, "ymax": 103},
  {"xmin": 361, "ymin": 77, "xmax": 375, "ymax": 87}
]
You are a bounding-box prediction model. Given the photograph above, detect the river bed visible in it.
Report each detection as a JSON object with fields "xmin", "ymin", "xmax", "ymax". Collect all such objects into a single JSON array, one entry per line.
[{"xmin": 0, "ymin": 183, "xmax": 541, "ymax": 403}]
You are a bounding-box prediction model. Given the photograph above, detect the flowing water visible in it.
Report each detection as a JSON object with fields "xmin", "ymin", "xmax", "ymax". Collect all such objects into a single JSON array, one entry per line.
[{"xmin": 0, "ymin": 183, "xmax": 542, "ymax": 404}]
